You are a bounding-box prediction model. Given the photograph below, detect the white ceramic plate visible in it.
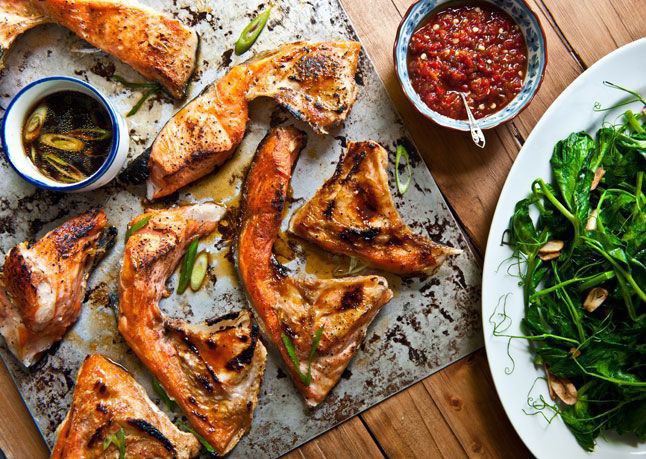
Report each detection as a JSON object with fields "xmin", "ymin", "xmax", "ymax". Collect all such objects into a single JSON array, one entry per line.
[{"xmin": 482, "ymin": 38, "xmax": 646, "ymax": 458}]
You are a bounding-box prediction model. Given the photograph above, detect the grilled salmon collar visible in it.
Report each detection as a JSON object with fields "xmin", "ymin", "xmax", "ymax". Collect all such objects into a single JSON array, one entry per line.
[
  {"xmin": 52, "ymin": 354, "xmax": 201, "ymax": 458},
  {"xmin": 147, "ymin": 41, "xmax": 361, "ymax": 200},
  {"xmin": 0, "ymin": 0, "xmax": 198, "ymax": 99},
  {"xmin": 290, "ymin": 141, "xmax": 462, "ymax": 276},
  {"xmin": 0, "ymin": 208, "xmax": 116, "ymax": 367},
  {"xmin": 237, "ymin": 127, "xmax": 393, "ymax": 407},
  {"xmin": 118, "ymin": 204, "xmax": 267, "ymax": 456}
]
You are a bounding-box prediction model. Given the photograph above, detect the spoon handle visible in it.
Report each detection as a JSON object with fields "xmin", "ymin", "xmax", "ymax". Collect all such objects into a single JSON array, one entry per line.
[{"xmin": 459, "ymin": 92, "xmax": 486, "ymax": 148}]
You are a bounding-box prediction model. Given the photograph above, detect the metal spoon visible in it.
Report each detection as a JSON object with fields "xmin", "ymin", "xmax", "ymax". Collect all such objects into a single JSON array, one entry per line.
[{"xmin": 454, "ymin": 91, "xmax": 486, "ymax": 149}]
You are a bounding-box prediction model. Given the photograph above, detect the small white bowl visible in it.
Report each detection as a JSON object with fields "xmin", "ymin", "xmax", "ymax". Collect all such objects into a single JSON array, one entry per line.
[{"xmin": 1, "ymin": 76, "xmax": 129, "ymax": 192}]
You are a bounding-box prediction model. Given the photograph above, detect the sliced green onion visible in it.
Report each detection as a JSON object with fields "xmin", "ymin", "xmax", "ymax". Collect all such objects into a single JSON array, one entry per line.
[
  {"xmin": 29, "ymin": 146, "xmax": 38, "ymax": 164},
  {"xmin": 152, "ymin": 378, "xmax": 176, "ymax": 410},
  {"xmin": 234, "ymin": 7, "xmax": 271, "ymax": 55},
  {"xmin": 23, "ymin": 104, "xmax": 47, "ymax": 142},
  {"xmin": 177, "ymin": 237, "xmax": 199, "ymax": 294},
  {"xmin": 176, "ymin": 421, "xmax": 217, "ymax": 454},
  {"xmin": 190, "ymin": 251, "xmax": 209, "ymax": 291},
  {"xmin": 68, "ymin": 128, "xmax": 112, "ymax": 141},
  {"xmin": 281, "ymin": 326, "xmax": 324, "ymax": 386},
  {"xmin": 43, "ymin": 153, "xmax": 86, "ymax": 182},
  {"xmin": 126, "ymin": 88, "xmax": 158, "ymax": 117},
  {"xmin": 125, "ymin": 214, "xmax": 151, "ymax": 240},
  {"xmin": 40, "ymin": 133, "xmax": 85, "ymax": 152},
  {"xmin": 113, "ymin": 75, "xmax": 160, "ymax": 89},
  {"xmin": 113, "ymin": 75, "xmax": 162, "ymax": 116},
  {"xmin": 281, "ymin": 333, "xmax": 303, "ymax": 381},
  {"xmin": 347, "ymin": 256, "xmax": 368, "ymax": 275},
  {"xmin": 395, "ymin": 144, "xmax": 412, "ymax": 195},
  {"xmin": 103, "ymin": 426, "xmax": 126, "ymax": 459}
]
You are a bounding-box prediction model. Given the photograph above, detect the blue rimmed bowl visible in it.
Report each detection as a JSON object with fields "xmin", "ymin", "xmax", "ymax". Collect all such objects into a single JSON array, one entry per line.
[
  {"xmin": 394, "ymin": 0, "xmax": 547, "ymax": 131},
  {"xmin": 1, "ymin": 76, "xmax": 129, "ymax": 192}
]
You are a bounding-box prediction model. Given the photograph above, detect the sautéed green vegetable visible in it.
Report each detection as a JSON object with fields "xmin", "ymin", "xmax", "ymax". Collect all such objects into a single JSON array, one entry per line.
[{"xmin": 497, "ymin": 85, "xmax": 645, "ymax": 451}]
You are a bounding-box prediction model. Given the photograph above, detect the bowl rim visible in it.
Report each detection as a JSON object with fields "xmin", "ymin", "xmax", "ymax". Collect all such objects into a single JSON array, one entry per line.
[
  {"xmin": 392, "ymin": 0, "xmax": 549, "ymax": 131},
  {"xmin": 1, "ymin": 75, "xmax": 121, "ymax": 191}
]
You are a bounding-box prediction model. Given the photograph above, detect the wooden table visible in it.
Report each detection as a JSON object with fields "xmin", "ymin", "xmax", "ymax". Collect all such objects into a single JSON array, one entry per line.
[{"xmin": 1, "ymin": 0, "xmax": 644, "ymax": 457}]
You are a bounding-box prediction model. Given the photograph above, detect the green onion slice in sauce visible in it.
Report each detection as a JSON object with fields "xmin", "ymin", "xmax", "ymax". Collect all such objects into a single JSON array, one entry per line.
[
  {"xmin": 23, "ymin": 105, "xmax": 47, "ymax": 142},
  {"xmin": 40, "ymin": 133, "xmax": 85, "ymax": 152}
]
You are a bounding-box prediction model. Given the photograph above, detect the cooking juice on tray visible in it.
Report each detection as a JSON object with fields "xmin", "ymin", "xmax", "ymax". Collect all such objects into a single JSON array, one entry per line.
[
  {"xmin": 407, "ymin": 2, "xmax": 528, "ymax": 119},
  {"xmin": 22, "ymin": 91, "xmax": 112, "ymax": 183}
]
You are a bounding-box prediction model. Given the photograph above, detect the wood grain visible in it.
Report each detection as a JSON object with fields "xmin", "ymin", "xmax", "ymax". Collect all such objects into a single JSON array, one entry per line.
[
  {"xmin": 362, "ymin": 382, "xmax": 466, "ymax": 458},
  {"xmin": 0, "ymin": 360, "xmax": 49, "ymax": 458},
  {"xmin": 538, "ymin": 0, "xmax": 646, "ymax": 67},
  {"xmin": 0, "ymin": 1, "xmax": 643, "ymax": 458},
  {"xmin": 283, "ymin": 418, "xmax": 385, "ymax": 459}
]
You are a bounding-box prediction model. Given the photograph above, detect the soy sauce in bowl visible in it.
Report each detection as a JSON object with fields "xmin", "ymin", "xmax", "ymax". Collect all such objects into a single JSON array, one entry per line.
[{"xmin": 22, "ymin": 91, "xmax": 113, "ymax": 184}]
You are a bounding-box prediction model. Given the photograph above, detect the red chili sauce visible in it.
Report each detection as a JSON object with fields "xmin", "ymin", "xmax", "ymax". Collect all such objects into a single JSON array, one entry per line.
[{"xmin": 407, "ymin": 3, "xmax": 528, "ymax": 120}]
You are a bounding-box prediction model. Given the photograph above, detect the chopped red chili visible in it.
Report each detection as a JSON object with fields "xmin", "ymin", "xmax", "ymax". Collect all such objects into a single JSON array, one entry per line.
[{"xmin": 407, "ymin": 3, "xmax": 528, "ymax": 120}]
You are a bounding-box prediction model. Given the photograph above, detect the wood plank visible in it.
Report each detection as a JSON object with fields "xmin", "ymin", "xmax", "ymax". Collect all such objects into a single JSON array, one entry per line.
[
  {"xmin": 508, "ymin": 0, "xmax": 584, "ymax": 138},
  {"xmin": 423, "ymin": 351, "xmax": 527, "ymax": 457},
  {"xmin": 0, "ymin": 360, "xmax": 49, "ymax": 458},
  {"xmin": 283, "ymin": 417, "xmax": 384, "ymax": 459},
  {"xmin": 538, "ymin": 0, "xmax": 646, "ymax": 67},
  {"xmin": 362, "ymin": 382, "xmax": 466, "ymax": 458}
]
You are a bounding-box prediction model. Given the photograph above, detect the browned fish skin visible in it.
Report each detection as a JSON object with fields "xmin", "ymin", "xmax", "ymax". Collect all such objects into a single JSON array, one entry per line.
[
  {"xmin": 238, "ymin": 127, "xmax": 393, "ymax": 406},
  {"xmin": 290, "ymin": 141, "xmax": 461, "ymax": 276},
  {"xmin": 0, "ymin": 0, "xmax": 47, "ymax": 68},
  {"xmin": 119, "ymin": 204, "xmax": 267, "ymax": 456},
  {"xmin": 147, "ymin": 41, "xmax": 361, "ymax": 200},
  {"xmin": 0, "ymin": 0, "xmax": 198, "ymax": 99},
  {"xmin": 0, "ymin": 208, "xmax": 116, "ymax": 367},
  {"xmin": 51, "ymin": 354, "xmax": 201, "ymax": 458}
]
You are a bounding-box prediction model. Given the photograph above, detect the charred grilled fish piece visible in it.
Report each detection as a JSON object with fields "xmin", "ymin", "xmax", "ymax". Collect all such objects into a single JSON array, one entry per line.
[
  {"xmin": 51, "ymin": 354, "xmax": 201, "ymax": 458},
  {"xmin": 119, "ymin": 204, "xmax": 267, "ymax": 456},
  {"xmin": 0, "ymin": 0, "xmax": 47, "ymax": 69},
  {"xmin": 245, "ymin": 41, "xmax": 361, "ymax": 133},
  {"xmin": 147, "ymin": 41, "xmax": 361, "ymax": 200},
  {"xmin": 290, "ymin": 141, "xmax": 461, "ymax": 276},
  {"xmin": 0, "ymin": 208, "xmax": 116, "ymax": 367},
  {"xmin": 0, "ymin": 0, "xmax": 198, "ymax": 99},
  {"xmin": 238, "ymin": 127, "xmax": 393, "ymax": 407}
]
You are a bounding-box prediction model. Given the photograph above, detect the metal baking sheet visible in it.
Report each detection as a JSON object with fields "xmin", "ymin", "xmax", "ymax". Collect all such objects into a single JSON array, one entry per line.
[{"xmin": 0, "ymin": 0, "xmax": 482, "ymax": 456}]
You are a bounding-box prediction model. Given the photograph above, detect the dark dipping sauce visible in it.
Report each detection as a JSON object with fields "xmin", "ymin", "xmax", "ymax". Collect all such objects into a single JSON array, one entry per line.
[
  {"xmin": 22, "ymin": 91, "xmax": 113, "ymax": 183},
  {"xmin": 407, "ymin": 2, "xmax": 528, "ymax": 120}
]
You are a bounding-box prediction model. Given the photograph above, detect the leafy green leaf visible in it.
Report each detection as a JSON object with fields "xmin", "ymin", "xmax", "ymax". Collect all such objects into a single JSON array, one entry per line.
[{"xmin": 550, "ymin": 132, "xmax": 596, "ymax": 226}]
